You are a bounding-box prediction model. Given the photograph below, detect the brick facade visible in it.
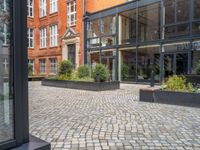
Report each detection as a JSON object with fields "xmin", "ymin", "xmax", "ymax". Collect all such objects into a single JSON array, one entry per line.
[{"xmin": 27, "ymin": 0, "xmax": 128, "ymax": 76}]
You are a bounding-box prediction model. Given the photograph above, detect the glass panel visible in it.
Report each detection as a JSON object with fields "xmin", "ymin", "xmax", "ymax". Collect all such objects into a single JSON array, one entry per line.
[
  {"xmin": 164, "ymin": 0, "xmax": 175, "ymax": 24},
  {"xmin": 87, "ymin": 20, "xmax": 99, "ymax": 38},
  {"xmin": 194, "ymin": 0, "xmax": 200, "ymax": 19},
  {"xmin": 176, "ymin": 53, "xmax": 188, "ymax": 75},
  {"xmin": 176, "ymin": 0, "xmax": 189, "ymax": 22},
  {"xmin": 138, "ymin": 3, "xmax": 160, "ymax": 42},
  {"xmin": 87, "ymin": 38, "xmax": 100, "ymax": 49},
  {"xmin": 164, "ymin": 54, "xmax": 174, "ymax": 78},
  {"xmin": 119, "ymin": 10, "xmax": 136, "ymax": 45},
  {"xmin": 137, "ymin": 47, "xmax": 160, "ymax": 81},
  {"xmin": 192, "ymin": 51, "xmax": 200, "ymax": 75},
  {"xmin": 91, "ymin": 52, "xmax": 100, "ymax": 68},
  {"xmin": 120, "ymin": 49, "xmax": 136, "ymax": 81},
  {"xmin": 101, "ymin": 51, "xmax": 117, "ymax": 81},
  {"xmin": 101, "ymin": 36, "xmax": 116, "ymax": 47},
  {"xmin": 68, "ymin": 44, "xmax": 76, "ymax": 67},
  {"xmin": 192, "ymin": 22, "xmax": 200, "ymax": 35},
  {"xmin": 100, "ymin": 15, "xmax": 116, "ymax": 36},
  {"xmin": 0, "ymin": 0, "xmax": 14, "ymax": 143}
]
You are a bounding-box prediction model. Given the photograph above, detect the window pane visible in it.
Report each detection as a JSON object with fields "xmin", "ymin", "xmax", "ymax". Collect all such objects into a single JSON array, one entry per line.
[
  {"xmin": 119, "ymin": 10, "xmax": 136, "ymax": 45},
  {"xmin": 164, "ymin": 0, "xmax": 175, "ymax": 24},
  {"xmin": 101, "ymin": 15, "xmax": 116, "ymax": 35},
  {"xmin": 194, "ymin": 0, "xmax": 200, "ymax": 19},
  {"xmin": 193, "ymin": 22, "xmax": 200, "ymax": 35},
  {"xmin": 138, "ymin": 3, "xmax": 160, "ymax": 42},
  {"xmin": 87, "ymin": 20, "xmax": 99, "ymax": 38},
  {"xmin": 176, "ymin": 0, "xmax": 189, "ymax": 22},
  {"xmin": 68, "ymin": 44, "xmax": 76, "ymax": 67},
  {"xmin": 0, "ymin": 0, "xmax": 14, "ymax": 143}
]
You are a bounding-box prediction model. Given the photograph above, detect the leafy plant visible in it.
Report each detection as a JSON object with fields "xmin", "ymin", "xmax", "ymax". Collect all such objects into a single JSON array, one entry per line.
[
  {"xmin": 28, "ymin": 64, "xmax": 33, "ymax": 76},
  {"xmin": 58, "ymin": 60, "xmax": 73, "ymax": 77},
  {"xmin": 196, "ymin": 60, "xmax": 200, "ymax": 75},
  {"xmin": 121, "ymin": 64, "xmax": 129, "ymax": 80},
  {"xmin": 92, "ymin": 63, "xmax": 110, "ymax": 82},
  {"xmin": 77, "ymin": 65, "xmax": 90, "ymax": 79},
  {"xmin": 163, "ymin": 75, "xmax": 193, "ymax": 92}
]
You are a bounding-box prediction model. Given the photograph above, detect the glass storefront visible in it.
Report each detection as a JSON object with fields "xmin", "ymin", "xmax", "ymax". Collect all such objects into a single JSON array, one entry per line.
[{"xmin": 0, "ymin": 0, "xmax": 14, "ymax": 144}]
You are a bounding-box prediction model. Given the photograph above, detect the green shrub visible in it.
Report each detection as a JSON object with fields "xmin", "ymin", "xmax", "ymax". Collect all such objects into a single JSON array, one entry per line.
[
  {"xmin": 196, "ymin": 60, "xmax": 200, "ymax": 75},
  {"xmin": 164, "ymin": 75, "xmax": 193, "ymax": 92},
  {"xmin": 92, "ymin": 63, "xmax": 110, "ymax": 82},
  {"xmin": 77, "ymin": 65, "xmax": 90, "ymax": 79},
  {"xmin": 121, "ymin": 64, "xmax": 129, "ymax": 80},
  {"xmin": 28, "ymin": 64, "xmax": 33, "ymax": 76},
  {"xmin": 58, "ymin": 60, "xmax": 73, "ymax": 77}
]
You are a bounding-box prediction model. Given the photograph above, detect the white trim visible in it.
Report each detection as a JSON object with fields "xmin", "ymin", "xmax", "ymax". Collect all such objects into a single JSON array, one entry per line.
[
  {"xmin": 50, "ymin": 25, "xmax": 58, "ymax": 47},
  {"xmin": 40, "ymin": 0, "xmax": 46, "ymax": 17},
  {"xmin": 50, "ymin": 0, "xmax": 58, "ymax": 14},
  {"xmin": 40, "ymin": 28, "xmax": 47, "ymax": 48},
  {"xmin": 67, "ymin": 1, "xmax": 76, "ymax": 27},
  {"xmin": 27, "ymin": 0, "xmax": 34, "ymax": 17}
]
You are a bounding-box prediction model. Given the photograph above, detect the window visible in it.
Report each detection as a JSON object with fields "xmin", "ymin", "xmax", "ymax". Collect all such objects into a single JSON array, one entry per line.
[
  {"xmin": 50, "ymin": 25, "xmax": 58, "ymax": 47},
  {"xmin": 119, "ymin": 10, "xmax": 137, "ymax": 44},
  {"xmin": 50, "ymin": 0, "xmax": 58, "ymax": 14},
  {"xmin": 3, "ymin": 58, "xmax": 9, "ymax": 74},
  {"xmin": 40, "ymin": 0, "xmax": 46, "ymax": 17},
  {"xmin": 164, "ymin": 0, "xmax": 175, "ymax": 24},
  {"xmin": 68, "ymin": 44, "xmax": 76, "ymax": 67},
  {"xmin": 39, "ymin": 59, "xmax": 46, "ymax": 73},
  {"xmin": 138, "ymin": 3, "xmax": 160, "ymax": 42},
  {"xmin": 194, "ymin": 0, "xmax": 200, "ymax": 19},
  {"xmin": 193, "ymin": 22, "xmax": 200, "ymax": 35},
  {"xmin": 176, "ymin": 0, "xmax": 189, "ymax": 22},
  {"xmin": 28, "ymin": 59, "xmax": 35, "ymax": 74},
  {"xmin": 27, "ymin": 0, "xmax": 34, "ymax": 17},
  {"xmin": 40, "ymin": 28, "xmax": 47, "ymax": 48},
  {"xmin": 3, "ymin": 24, "xmax": 8, "ymax": 45},
  {"xmin": 50, "ymin": 58, "xmax": 57, "ymax": 74},
  {"xmin": 67, "ymin": 1, "xmax": 76, "ymax": 26},
  {"xmin": 27, "ymin": 28, "xmax": 34, "ymax": 48}
]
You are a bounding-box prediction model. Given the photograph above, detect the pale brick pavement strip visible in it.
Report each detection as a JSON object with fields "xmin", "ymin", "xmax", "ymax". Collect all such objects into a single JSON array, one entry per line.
[{"xmin": 29, "ymin": 82, "xmax": 200, "ymax": 150}]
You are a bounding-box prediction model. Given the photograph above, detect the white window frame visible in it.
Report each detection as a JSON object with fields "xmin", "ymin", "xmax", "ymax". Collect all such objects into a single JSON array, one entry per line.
[
  {"xmin": 40, "ymin": 28, "xmax": 47, "ymax": 48},
  {"xmin": 3, "ymin": 58, "xmax": 8, "ymax": 73},
  {"xmin": 39, "ymin": 59, "xmax": 46, "ymax": 73},
  {"xmin": 67, "ymin": 1, "xmax": 76, "ymax": 26},
  {"xmin": 28, "ymin": 59, "xmax": 35, "ymax": 74},
  {"xmin": 50, "ymin": 0, "xmax": 58, "ymax": 14},
  {"xmin": 50, "ymin": 58, "xmax": 57, "ymax": 74},
  {"xmin": 40, "ymin": 0, "xmax": 46, "ymax": 17},
  {"xmin": 3, "ymin": 24, "xmax": 8, "ymax": 45},
  {"xmin": 50, "ymin": 25, "xmax": 58, "ymax": 47},
  {"xmin": 28, "ymin": 28, "xmax": 34, "ymax": 48},
  {"xmin": 27, "ymin": 0, "xmax": 34, "ymax": 17}
]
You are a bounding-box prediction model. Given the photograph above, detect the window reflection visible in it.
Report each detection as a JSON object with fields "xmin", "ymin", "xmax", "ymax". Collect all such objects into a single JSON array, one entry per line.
[
  {"xmin": 119, "ymin": 10, "xmax": 136, "ymax": 45},
  {"xmin": 0, "ymin": 0, "xmax": 14, "ymax": 143},
  {"xmin": 192, "ymin": 22, "xmax": 200, "ymax": 35},
  {"xmin": 194, "ymin": 0, "xmax": 200, "ymax": 19},
  {"xmin": 87, "ymin": 20, "xmax": 99, "ymax": 38},
  {"xmin": 164, "ymin": 0, "xmax": 175, "ymax": 24},
  {"xmin": 176, "ymin": 0, "xmax": 189, "ymax": 22},
  {"xmin": 138, "ymin": 3, "xmax": 160, "ymax": 42}
]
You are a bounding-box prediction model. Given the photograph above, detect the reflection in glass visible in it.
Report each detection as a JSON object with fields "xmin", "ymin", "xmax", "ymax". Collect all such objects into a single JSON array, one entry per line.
[
  {"xmin": 87, "ymin": 20, "xmax": 99, "ymax": 39},
  {"xmin": 100, "ymin": 15, "xmax": 116, "ymax": 35},
  {"xmin": 119, "ymin": 10, "xmax": 136, "ymax": 45},
  {"xmin": 91, "ymin": 52, "xmax": 100, "ymax": 68},
  {"xmin": 192, "ymin": 51, "xmax": 200, "ymax": 74},
  {"xmin": 137, "ymin": 47, "xmax": 160, "ymax": 81},
  {"xmin": 138, "ymin": 3, "xmax": 160, "ymax": 42},
  {"xmin": 164, "ymin": 0, "xmax": 175, "ymax": 24},
  {"xmin": 176, "ymin": 0, "xmax": 189, "ymax": 22},
  {"xmin": 194, "ymin": 0, "xmax": 200, "ymax": 19},
  {"xmin": 101, "ymin": 36, "xmax": 116, "ymax": 47},
  {"xmin": 120, "ymin": 49, "xmax": 136, "ymax": 81},
  {"xmin": 0, "ymin": 0, "xmax": 14, "ymax": 143},
  {"xmin": 192, "ymin": 22, "xmax": 200, "ymax": 35}
]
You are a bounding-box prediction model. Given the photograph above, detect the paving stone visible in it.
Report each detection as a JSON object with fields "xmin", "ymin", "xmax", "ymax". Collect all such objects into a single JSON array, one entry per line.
[{"xmin": 28, "ymin": 82, "xmax": 200, "ymax": 150}]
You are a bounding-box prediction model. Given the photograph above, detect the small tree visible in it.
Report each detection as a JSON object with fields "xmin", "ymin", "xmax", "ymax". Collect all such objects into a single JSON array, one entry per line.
[
  {"xmin": 92, "ymin": 63, "xmax": 110, "ymax": 82},
  {"xmin": 58, "ymin": 60, "xmax": 73, "ymax": 77},
  {"xmin": 77, "ymin": 65, "xmax": 90, "ymax": 79},
  {"xmin": 28, "ymin": 64, "xmax": 33, "ymax": 76},
  {"xmin": 121, "ymin": 64, "xmax": 129, "ymax": 80}
]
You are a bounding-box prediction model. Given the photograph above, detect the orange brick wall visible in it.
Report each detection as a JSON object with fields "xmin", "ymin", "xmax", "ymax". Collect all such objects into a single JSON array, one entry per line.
[{"xmin": 85, "ymin": 0, "xmax": 126, "ymax": 13}]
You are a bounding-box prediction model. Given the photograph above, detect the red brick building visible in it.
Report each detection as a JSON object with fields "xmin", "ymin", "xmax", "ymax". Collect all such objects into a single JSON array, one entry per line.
[{"xmin": 27, "ymin": 0, "xmax": 128, "ymax": 76}]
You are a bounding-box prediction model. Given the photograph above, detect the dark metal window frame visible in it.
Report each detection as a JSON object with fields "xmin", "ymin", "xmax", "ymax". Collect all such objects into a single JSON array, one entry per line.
[{"xmin": 0, "ymin": 0, "xmax": 29, "ymax": 149}]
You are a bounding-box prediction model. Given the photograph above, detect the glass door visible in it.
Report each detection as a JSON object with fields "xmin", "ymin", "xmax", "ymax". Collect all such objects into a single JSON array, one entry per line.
[
  {"xmin": 0, "ymin": 0, "xmax": 14, "ymax": 144},
  {"xmin": 164, "ymin": 54, "xmax": 174, "ymax": 78},
  {"xmin": 176, "ymin": 53, "xmax": 188, "ymax": 75}
]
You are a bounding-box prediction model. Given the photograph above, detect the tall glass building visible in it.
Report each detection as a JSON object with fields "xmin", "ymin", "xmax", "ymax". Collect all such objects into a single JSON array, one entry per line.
[{"xmin": 84, "ymin": 0, "xmax": 200, "ymax": 83}]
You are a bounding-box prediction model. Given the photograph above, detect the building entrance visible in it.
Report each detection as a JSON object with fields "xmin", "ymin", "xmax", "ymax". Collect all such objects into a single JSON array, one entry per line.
[{"xmin": 163, "ymin": 53, "xmax": 189, "ymax": 78}]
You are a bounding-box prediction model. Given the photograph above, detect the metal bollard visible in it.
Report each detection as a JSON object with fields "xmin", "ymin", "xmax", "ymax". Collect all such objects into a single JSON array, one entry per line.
[{"xmin": 150, "ymin": 70, "xmax": 155, "ymax": 87}]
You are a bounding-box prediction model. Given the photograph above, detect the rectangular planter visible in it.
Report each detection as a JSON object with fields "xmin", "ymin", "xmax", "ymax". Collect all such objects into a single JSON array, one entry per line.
[
  {"xmin": 41, "ymin": 79, "xmax": 120, "ymax": 91},
  {"xmin": 184, "ymin": 75, "xmax": 200, "ymax": 84},
  {"xmin": 140, "ymin": 89, "xmax": 200, "ymax": 108}
]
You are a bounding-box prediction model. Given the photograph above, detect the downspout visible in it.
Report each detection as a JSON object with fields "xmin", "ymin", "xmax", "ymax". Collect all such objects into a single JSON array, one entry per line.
[{"xmin": 82, "ymin": 0, "xmax": 85, "ymax": 64}]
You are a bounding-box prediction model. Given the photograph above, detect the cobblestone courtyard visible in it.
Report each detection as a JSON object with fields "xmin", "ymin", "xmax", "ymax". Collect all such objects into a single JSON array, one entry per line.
[{"xmin": 29, "ymin": 82, "xmax": 200, "ymax": 150}]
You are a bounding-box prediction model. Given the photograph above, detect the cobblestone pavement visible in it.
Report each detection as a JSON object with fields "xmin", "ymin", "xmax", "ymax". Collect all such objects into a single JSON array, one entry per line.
[{"xmin": 29, "ymin": 82, "xmax": 200, "ymax": 150}]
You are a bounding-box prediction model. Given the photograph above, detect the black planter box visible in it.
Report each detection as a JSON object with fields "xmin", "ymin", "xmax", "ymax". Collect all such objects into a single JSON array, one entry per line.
[
  {"xmin": 140, "ymin": 89, "xmax": 200, "ymax": 108},
  {"xmin": 42, "ymin": 79, "xmax": 120, "ymax": 91},
  {"xmin": 28, "ymin": 76, "xmax": 45, "ymax": 81},
  {"xmin": 184, "ymin": 75, "xmax": 200, "ymax": 84}
]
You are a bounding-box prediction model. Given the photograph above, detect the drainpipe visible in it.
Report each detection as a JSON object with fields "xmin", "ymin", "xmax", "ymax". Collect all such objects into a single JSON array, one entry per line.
[{"xmin": 82, "ymin": 0, "xmax": 85, "ymax": 64}]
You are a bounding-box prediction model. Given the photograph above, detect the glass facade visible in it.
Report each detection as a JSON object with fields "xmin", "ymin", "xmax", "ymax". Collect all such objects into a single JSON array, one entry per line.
[
  {"xmin": 0, "ymin": 0, "xmax": 14, "ymax": 143},
  {"xmin": 85, "ymin": 0, "xmax": 200, "ymax": 82}
]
